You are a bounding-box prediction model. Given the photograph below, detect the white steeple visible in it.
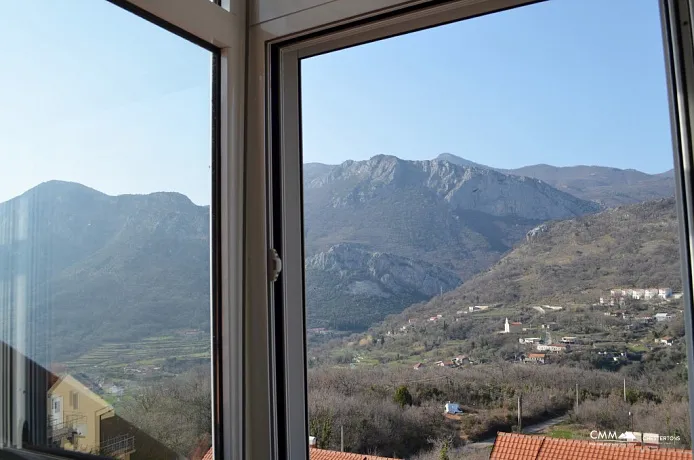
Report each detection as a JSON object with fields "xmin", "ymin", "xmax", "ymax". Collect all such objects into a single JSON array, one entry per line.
[{"xmin": 504, "ymin": 317, "xmax": 510, "ymax": 333}]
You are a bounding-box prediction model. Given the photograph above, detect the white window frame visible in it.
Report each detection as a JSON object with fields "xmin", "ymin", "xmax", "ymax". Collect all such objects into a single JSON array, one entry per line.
[
  {"xmin": 112, "ymin": 1, "xmax": 245, "ymax": 460},
  {"xmin": 267, "ymin": 0, "xmax": 694, "ymax": 455}
]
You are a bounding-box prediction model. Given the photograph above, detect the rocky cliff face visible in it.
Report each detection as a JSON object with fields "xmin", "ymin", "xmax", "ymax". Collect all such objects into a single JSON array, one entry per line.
[
  {"xmin": 304, "ymin": 243, "xmax": 460, "ymax": 330},
  {"xmin": 307, "ymin": 155, "xmax": 600, "ymax": 220},
  {"xmin": 306, "ymin": 243, "xmax": 460, "ymax": 299}
]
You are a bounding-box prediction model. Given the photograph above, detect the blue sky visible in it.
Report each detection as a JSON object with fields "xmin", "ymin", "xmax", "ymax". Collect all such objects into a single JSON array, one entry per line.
[
  {"xmin": 302, "ymin": 0, "xmax": 673, "ymax": 174},
  {"xmin": 0, "ymin": 1, "xmax": 212, "ymax": 204},
  {"xmin": 0, "ymin": 0, "xmax": 672, "ymax": 205}
]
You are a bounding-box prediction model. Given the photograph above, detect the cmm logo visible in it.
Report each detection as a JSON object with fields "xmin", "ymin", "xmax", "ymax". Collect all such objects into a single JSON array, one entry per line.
[{"xmin": 589, "ymin": 431, "xmax": 619, "ymax": 441}]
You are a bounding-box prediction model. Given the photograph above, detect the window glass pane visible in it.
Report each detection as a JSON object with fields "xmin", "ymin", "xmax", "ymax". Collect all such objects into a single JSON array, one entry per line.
[
  {"xmin": 0, "ymin": 2, "xmax": 213, "ymax": 459},
  {"xmin": 301, "ymin": 1, "xmax": 690, "ymax": 458}
]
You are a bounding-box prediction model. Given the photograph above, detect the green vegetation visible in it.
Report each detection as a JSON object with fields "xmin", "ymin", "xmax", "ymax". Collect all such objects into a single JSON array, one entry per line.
[{"xmin": 64, "ymin": 334, "xmax": 209, "ymax": 377}]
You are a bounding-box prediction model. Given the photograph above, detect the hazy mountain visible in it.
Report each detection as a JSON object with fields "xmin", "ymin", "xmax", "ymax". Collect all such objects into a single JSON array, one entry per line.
[
  {"xmin": 0, "ymin": 181, "xmax": 210, "ymax": 361},
  {"xmin": 304, "ymin": 162, "xmax": 336, "ymax": 182},
  {"xmin": 389, "ymin": 197, "xmax": 681, "ymax": 322},
  {"xmin": 501, "ymin": 164, "xmax": 676, "ymax": 207},
  {"xmin": 305, "ymin": 243, "xmax": 461, "ymax": 330},
  {"xmin": 304, "ymin": 155, "xmax": 599, "ymax": 279},
  {"xmin": 434, "ymin": 153, "xmax": 489, "ymax": 169},
  {"xmin": 0, "ymin": 157, "xmax": 604, "ymax": 357},
  {"xmin": 430, "ymin": 153, "xmax": 675, "ymax": 207}
]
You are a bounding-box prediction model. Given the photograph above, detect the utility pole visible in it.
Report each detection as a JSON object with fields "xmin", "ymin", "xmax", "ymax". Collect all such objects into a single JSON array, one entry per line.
[
  {"xmin": 575, "ymin": 383, "xmax": 579, "ymax": 413},
  {"xmin": 623, "ymin": 378, "xmax": 626, "ymax": 402},
  {"xmin": 341, "ymin": 425, "xmax": 344, "ymax": 452},
  {"xmin": 517, "ymin": 394, "xmax": 523, "ymax": 433}
]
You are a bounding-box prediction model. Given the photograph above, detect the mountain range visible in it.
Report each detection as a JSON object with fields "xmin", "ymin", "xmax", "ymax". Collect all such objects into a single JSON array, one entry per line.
[
  {"xmin": 0, "ymin": 153, "xmax": 678, "ymax": 359},
  {"xmin": 307, "ymin": 153, "xmax": 675, "ymax": 208},
  {"xmin": 0, "ymin": 181, "xmax": 210, "ymax": 360},
  {"xmin": 303, "ymin": 154, "xmax": 601, "ymax": 329},
  {"xmin": 383, "ymin": 197, "xmax": 681, "ymax": 326}
]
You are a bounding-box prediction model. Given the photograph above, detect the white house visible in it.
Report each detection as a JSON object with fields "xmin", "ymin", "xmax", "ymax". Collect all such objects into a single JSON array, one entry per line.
[
  {"xmin": 659, "ymin": 288, "xmax": 673, "ymax": 299},
  {"xmin": 654, "ymin": 313, "xmax": 674, "ymax": 322},
  {"xmin": 524, "ymin": 353, "xmax": 546, "ymax": 364},
  {"xmin": 519, "ymin": 337, "xmax": 542, "ymax": 344},
  {"xmin": 644, "ymin": 288, "xmax": 659, "ymax": 300},
  {"xmin": 504, "ymin": 318, "xmax": 522, "ymax": 334},
  {"xmin": 660, "ymin": 337, "xmax": 674, "ymax": 346},
  {"xmin": 537, "ymin": 343, "xmax": 568, "ymax": 353},
  {"xmin": 444, "ymin": 402, "xmax": 463, "ymax": 415},
  {"xmin": 632, "ymin": 289, "xmax": 645, "ymax": 300},
  {"xmin": 560, "ymin": 337, "xmax": 577, "ymax": 344}
]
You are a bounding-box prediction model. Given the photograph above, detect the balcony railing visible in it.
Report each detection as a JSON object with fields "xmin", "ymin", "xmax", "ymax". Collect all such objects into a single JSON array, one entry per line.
[
  {"xmin": 48, "ymin": 415, "xmax": 87, "ymax": 443},
  {"xmin": 100, "ymin": 434, "xmax": 136, "ymax": 458}
]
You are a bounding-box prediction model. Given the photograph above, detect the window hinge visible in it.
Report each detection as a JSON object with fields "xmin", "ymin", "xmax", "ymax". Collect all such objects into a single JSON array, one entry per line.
[{"xmin": 269, "ymin": 248, "xmax": 282, "ymax": 282}]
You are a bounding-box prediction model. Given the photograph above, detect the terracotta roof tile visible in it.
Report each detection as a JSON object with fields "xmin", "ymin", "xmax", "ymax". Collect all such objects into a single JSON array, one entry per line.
[
  {"xmin": 491, "ymin": 433, "xmax": 692, "ymax": 460},
  {"xmin": 309, "ymin": 447, "xmax": 400, "ymax": 459},
  {"xmin": 202, "ymin": 447, "xmax": 213, "ymax": 460}
]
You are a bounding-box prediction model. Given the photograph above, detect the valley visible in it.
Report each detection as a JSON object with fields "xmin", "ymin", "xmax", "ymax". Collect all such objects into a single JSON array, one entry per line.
[{"xmin": 0, "ymin": 154, "xmax": 684, "ymax": 458}]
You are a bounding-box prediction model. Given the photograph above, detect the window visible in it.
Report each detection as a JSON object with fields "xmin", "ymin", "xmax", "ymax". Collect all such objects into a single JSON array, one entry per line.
[
  {"xmin": 70, "ymin": 392, "xmax": 79, "ymax": 411},
  {"xmin": 0, "ymin": 1, "xmax": 222, "ymax": 458},
  {"xmin": 271, "ymin": 0, "xmax": 694, "ymax": 458}
]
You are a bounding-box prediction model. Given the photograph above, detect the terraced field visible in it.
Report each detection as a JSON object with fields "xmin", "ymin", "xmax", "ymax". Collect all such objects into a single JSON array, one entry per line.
[{"xmin": 64, "ymin": 334, "xmax": 210, "ymax": 371}]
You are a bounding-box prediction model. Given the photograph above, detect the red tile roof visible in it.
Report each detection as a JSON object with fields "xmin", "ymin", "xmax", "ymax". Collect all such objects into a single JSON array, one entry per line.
[
  {"xmin": 200, "ymin": 447, "xmax": 399, "ymax": 459},
  {"xmin": 309, "ymin": 448, "xmax": 400, "ymax": 459},
  {"xmin": 490, "ymin": 433, "xmax": 692, "ymax": 460}
]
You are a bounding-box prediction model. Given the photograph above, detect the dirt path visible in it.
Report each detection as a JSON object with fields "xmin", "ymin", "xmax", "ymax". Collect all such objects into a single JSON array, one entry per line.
[{"xmin": 462, "ymin": 414, "xmax": 570, "ymax": 449}]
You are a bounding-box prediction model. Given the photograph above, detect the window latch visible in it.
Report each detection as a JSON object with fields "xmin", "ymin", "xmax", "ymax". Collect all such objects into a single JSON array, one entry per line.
[{"xmin": 269, "ymin": 248, "xmax": 282, "ymax": 282}]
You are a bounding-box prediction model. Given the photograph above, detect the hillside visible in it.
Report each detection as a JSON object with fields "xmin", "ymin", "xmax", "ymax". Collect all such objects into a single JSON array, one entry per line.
[
  {"xmin": 304, "ymin": 243, "xmax": 461, "ymax": 330},
  {"xmin": 434, "ymin": 153, "xmax": 675, "ymax": 206},
  {"xmin": 393, "ymin": 197, "xmax": 681, "ymax": 320},
  {"xmin": 304, "ymin": 155, "xmax": 599, "ymax": 281},
  {"xmin": 0, "ymin": 181, "xmax": 210, "ymax": 361}
]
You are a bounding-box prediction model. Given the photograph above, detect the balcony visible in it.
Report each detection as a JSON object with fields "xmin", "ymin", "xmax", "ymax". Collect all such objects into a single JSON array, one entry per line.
[{"xmin": 100, "ymin": 434, "xmax": 136, "ymax": 458}]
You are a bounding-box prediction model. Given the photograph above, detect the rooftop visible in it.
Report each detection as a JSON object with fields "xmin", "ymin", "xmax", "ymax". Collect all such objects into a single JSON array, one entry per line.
[
  {"xmin": 309, "ymin": 448, "xmax": 401, "ymax": 459},
  {"xmin": 490, "ymin": 432, "xmax": 692, "ymax": 460}
]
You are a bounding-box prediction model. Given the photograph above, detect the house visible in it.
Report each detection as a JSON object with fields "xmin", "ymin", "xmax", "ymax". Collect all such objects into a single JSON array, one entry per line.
[
  {"xmin": 560, "ymin": 337, "xmax": 577, "ymax": 344},
  {"xmin": 437, "ymin": 361, "xmax": 455, "ymax": 368},
  {"xmin": 489, "ymin": 432, "xmax": 692, "ymax": 460},
  {"xmin": 519, "ymin": 337, "xmax": 542, "ymax": 344},
  {"xmin": 655, "ymin": 313, "xmax": 674, "ymax": 322},
  {"xmin": 536, "ymin": 343, "xmax": 568, "ymax": 353},
  {"xmin": 428, "ymin": 316, "xmax": 438, "ymax": 322},
  {"xmin": 634, "ymin": 315, "xmax": 655, "ymax": 324},
  {"xmin": 310, "ymin": 448, "xmax": 401, "ymax": 459},
  {"xmin": 608, "ymin": 310, "xmax": 627, "ymax": 319},
  {"xmin": 503, "ymin": 318, "xmax": 522, "ymax": 334},
  {"xmin": 524, "ymin": 353, "xmax": 546, "ymax": 364},
  {"xmin": 413, "ymin": 363, "xmax": 425, "ymax": 370},
  {"xmin": 660, "ymin": 337, "xmax": 674, "ymax": 346},
  {"xmin": 444, "ymin": 402, "xmax": 463, "ymax": 414},
  {"xmin": 204, "ymin": 444, "xmax": 402, "ymax": 460},
  {"xmin": 48, "ymin": 375, "xmax": 136, "ymax": 459},
  {"xmin": 645, "ymin": 288, "xmax": 659, "ymax": 300},
  {"xmin": 453, "ymin": 355, "xmax": 469, "ymax": 365},
  {"xmin": 659, "ymin": 288, "xmax": 673, "ymax": 299}
]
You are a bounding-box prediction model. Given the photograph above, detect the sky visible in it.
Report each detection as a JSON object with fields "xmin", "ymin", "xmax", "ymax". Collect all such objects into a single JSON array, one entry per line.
[
  {"xmin": 0, "ymin": 0, "xmax": 673, "ymax": 205},
  {"xmin": 302, "ymin": 0, "xmax": 674, "ymax": 174}
]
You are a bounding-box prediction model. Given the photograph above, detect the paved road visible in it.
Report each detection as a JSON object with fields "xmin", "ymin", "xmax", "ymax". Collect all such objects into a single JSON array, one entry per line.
[{"xmin": 463, "ymin": 414, "xmax": 570, "ymax": 449}]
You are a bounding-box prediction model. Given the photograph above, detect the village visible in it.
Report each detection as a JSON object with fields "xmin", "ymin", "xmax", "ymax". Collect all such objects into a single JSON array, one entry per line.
[{"xmin": 382, "ymin": 286, "xmax": 685, "ymax": 371}]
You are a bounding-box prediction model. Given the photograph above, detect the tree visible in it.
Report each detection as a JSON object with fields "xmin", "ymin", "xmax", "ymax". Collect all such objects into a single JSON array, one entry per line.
[
  {"xmin": 393, "ymin": 385, "xmax": 413, "ymax": 408},
  {"xmin": 439, "ymin": 439, "xmax": 450, "ymax": 460}
]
